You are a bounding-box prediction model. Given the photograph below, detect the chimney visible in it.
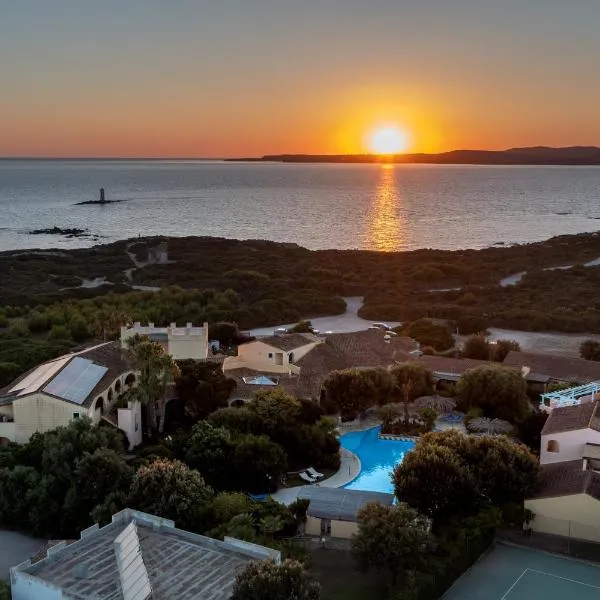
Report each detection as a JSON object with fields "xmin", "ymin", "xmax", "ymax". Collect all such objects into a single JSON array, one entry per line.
[
  {"xmin": 170, "ymin": 322, "xmax": 176, "ymax": 329},
  {"xmin": 149, "ymin": 322, "xmax": 154, "ymax": 328},
  {"xmin": 583, "ymin": 458, "xmax": 589, "ymax": 471}
]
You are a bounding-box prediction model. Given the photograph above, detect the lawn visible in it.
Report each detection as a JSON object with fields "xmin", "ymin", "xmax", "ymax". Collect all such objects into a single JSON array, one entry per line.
[{"xmin": 307, "ymin": 546, "xmax": 387, "ymax": 600}]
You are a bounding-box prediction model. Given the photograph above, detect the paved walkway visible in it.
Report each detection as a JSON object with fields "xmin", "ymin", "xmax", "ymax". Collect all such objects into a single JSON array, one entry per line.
[{"xmin": 271, "ymin": 448, "xmax": 361, "ymax": 506}]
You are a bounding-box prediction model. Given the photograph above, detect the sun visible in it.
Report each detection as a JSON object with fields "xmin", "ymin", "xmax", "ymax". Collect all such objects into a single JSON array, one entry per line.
[{"xmin": 367, "ymin": 126, "xmax": 411, "ymax": 155}]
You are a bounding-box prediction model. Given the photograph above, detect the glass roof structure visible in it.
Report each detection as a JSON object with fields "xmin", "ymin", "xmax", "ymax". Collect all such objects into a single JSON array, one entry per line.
[
  {"xmin": 43, "ymin": 357, "xmax": 108, "ymax": 405},
  {"xmin": 243, "ymin": 375, "xmax": 278, "ymax": 385}
]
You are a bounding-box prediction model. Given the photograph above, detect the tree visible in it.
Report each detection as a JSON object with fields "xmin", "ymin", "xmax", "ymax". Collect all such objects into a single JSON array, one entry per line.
[
  {"xmin": 128, "ymin": 458, "xmax": 213, "ymax": 530},
  {"xmin": 231, "ymin": 435, "xmax": 287, "ymax": 493},
  {"xmin": 0, "ymin": 580, "xmax": 11, "ymax": 600},
  {"xmin": 352, "ymin": 503, "xmax": 434, "ymax": 586},
  {"xmin": 231, "ymin": 559, "xmax": 321, "ymax": 600},
  {"xmin": 461, "ymin": 335, "xmax": 491, "ymax": 360},
  {"xmin": 322, "ymin": 369, "xmax": 375, "ymax": 420},
  {"xmin": 393, "ymin": 441, "xmax": 479, "ymax": 522},
  {"xmin": 289, "ymin": 320, "xmax": 314, "ymax": 333},
  {"xmin": 126, "ymin": 334, "xmax": 180, "ymax": 436},
  {"xmin": 175, "ymin": 360, "xmax": 236, "ymax": 421},
  {"xmin": 63, "ymin": 448, "xmax": 133, "ymax": 534},
  {"xmin": 362, "ymin": 368, "xmax": 395, "ymax": 406},
  {"xmin": 184, "ymin": 421, "xmax": 233, "ymax": 490},
  {"xmin": 418, "ymin": 407, "xmax": 438, "ymax": 432},
  {"xmin": 405, "ymin": 319, "xmax": 454, "ymax": 352},
  {"xmin": 491, "ymin": 339, "xmax": 521, "ymax": 362},
  {"xmin": 209, "ymin": 322, "xmax": 242, "ymax": 348},
  {"xmin": 393, "ymin": 430, "xmax": 539, "ymax": 524},
  {"xmin": 391, "ymin": 363, "xmax": 434, "ymax": 423},
  {"xmin": 580, "ymin": 339, "xmax": 600, "ymax": 361},
  {"xmin": 379, "ymin": 404, "xmax": 400, "ymax": 430},
  {"xmin": 456, "ymin": 365, "xmax": 529, "ymax": 423}
]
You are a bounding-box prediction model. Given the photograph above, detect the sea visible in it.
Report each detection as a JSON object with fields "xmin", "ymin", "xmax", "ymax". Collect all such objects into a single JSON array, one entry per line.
[{"xmin": 1, "ymin": 160, "xmax": 600, "ymax": 253}]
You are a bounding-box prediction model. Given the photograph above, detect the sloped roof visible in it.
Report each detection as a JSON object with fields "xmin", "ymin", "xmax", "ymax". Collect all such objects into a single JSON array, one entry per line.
[
  {"xmin": 0, "ymin": 342, "xmax": 133, "ymax": 408},
  {"xmin": 530, "ymin": 460, "xmax": 600, "ymax": 501},
  {"xmin": 504, "ymin": 351, "xmax": 600, "ymax": 384},
  {"xmin": 416, "ymin": 355, "xmax": 497, "ymax": 376},
  {"xmin": 541, "ymin": 401, "xmax": 600, "ymax": 435},
  {"xmin": 297, "ymin": 486, "xmax": 394, "ymax": 522},
  {"xmin": 258, "ymin": 333, "xmax": 319, "ymax": 352}
]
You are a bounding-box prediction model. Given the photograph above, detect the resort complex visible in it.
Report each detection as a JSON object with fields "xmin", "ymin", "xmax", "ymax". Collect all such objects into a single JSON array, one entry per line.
[{"xmin": 4, "ymin": 317, "xmax": 600, "ymax": 599}]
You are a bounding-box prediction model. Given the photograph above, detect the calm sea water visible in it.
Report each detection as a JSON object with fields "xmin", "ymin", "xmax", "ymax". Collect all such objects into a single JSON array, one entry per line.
[{"xmin": 1, "ymin": 160, "xmax": 599, "ymax": 252}]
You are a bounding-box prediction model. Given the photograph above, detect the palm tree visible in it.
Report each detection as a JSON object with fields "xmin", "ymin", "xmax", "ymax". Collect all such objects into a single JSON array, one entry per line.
[
  {"xmin": 126, "ymin": 335, "xmax": 179, "ymax": 437},
  {"xmin": 414, "ymin": 395, "xmax": 457, "ymax": 412},
  {"xmin": 467, "ymin": 417, "xmax": 513, "ymax": 435},
  {"xmin": 378, "ymin": 404, "xmax": 399, "ymax": 431}
]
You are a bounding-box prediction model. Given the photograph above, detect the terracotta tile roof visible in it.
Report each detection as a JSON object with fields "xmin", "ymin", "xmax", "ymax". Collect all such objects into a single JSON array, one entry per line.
[
  {"xmin": 257, "ymin": 333, "xmax": 319, "ymax": 352},
  {"xmin": 227, "ymin": 329, "xmax": 418, "ymax": 401},
  {"xmin": 416, "ymin": 355, "xmax": 497, "ymax": 376},
  {"xmin": 226, "ymin": 368, "xmax": 301, "ymax": 400},
  {"xmin": 325, "ymin": 329, "xmax": 416, "ymax": 368},
  {"xmin": 541, "ymin": 401, "xmax": 600, "ymax": 435},
  {"xmin": 0, "ymin": 342, "xmax": 133, "ymax": 408},
  {"xmin": 504, "ymin": 351, "xmax": 600, "ymax": 384},
  {"xmin": 530, "ymin": 460, "xmax": 600, "ymax": 501}
]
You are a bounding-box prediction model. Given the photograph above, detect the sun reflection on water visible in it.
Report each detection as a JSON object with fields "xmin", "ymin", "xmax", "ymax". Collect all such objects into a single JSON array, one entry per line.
[{"xmin": 368, "ymin": 164, "xmax": 405, "ymax": 251}]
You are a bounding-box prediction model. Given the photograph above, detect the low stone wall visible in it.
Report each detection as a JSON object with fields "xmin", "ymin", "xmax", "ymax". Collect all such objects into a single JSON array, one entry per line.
[{"xmin": 378, "ymin": 433, "xmax": 419, "ymax": 442}]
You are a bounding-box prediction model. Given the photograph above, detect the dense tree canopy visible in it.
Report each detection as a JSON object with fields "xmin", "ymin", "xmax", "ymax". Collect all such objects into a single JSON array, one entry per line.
[
  {"xmin": 391, "ymin": 362, "xmax": 434, "ymax": 423},
  {"xmin": 352, "ymin": 503, "xmax": 434, "ymax": 586},
  {"xmin": 580, "ymin": 339, "xmax": 600, "ymax": 361},
  {"xmin": 321, "ymin": 369, "xmax": 375, "ymax": 420},
  {"xmin": 128, "ymin": 458, "xmax": 214, "ymax": 530},
  {"xmin": 175, "ymin": 360, "xmax": 236, "ymax": 421},
  {"xmin": 456, "ymin": 365, "xmax": 530, "ymax": 423},
  {"xmin": 403, "ymin": 319, "xmax": 454, "ymax": 352},
  {"xmin": 393, "ymin": 430, "xmax": 539, "ymax": 525},
  {"xmin": 231, "ymin": 559, "xmax": 321, "ymax": 600}
]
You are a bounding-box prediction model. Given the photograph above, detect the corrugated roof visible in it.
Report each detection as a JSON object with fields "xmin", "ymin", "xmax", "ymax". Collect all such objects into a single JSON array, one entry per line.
[{"xmin": 297, "ymin": 486, "xmax": 394, "ymax": 522}]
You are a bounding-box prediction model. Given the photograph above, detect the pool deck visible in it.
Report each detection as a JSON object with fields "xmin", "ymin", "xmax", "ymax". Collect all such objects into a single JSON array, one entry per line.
[{"xmin": 271, "ymin": 448, "xmax": 361, "ymax": 505}]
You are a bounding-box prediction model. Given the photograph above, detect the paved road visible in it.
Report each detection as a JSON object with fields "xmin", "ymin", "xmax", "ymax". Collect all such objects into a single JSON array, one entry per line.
[
  {"xmin": 248, "ymin": 297, "xmax": 400, "ymax": 337},
  {"xmin": 0, "ymin": 530, "xmax": 44, "ymax": 581}
]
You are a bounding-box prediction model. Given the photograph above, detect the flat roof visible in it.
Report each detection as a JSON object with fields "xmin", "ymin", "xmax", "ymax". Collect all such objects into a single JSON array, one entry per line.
[
  {"xmin": 13, "ymin": 509, "xmax": 279, "ymax": 600},
  {"xmin": 297, "ymin": 486, "xmax": 394, "ymax": 522}
]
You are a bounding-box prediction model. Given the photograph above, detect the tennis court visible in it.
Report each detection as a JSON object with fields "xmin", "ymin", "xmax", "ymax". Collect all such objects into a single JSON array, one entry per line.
[{"xmin": 442, "ymin": 543, "xmax": 600, "ymax": 599}]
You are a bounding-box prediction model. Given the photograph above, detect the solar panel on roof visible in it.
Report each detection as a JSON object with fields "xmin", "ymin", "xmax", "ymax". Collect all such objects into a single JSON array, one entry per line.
[{"xmin": 43, "ymin": 357, "xmax": 108, "ymax": 405}]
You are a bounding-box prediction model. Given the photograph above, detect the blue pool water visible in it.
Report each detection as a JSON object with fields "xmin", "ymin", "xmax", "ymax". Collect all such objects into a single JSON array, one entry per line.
[{"xmin": 340, "ymin": 426, "xmax": 415, "ymax": 494}]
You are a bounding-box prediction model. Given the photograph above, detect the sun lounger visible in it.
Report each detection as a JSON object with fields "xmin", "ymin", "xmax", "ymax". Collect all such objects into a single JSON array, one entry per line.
[
  {"xmin": 299, "ymin": 471, "xmax": 316, "ymax": 484},
  {"xmin": 307, "ymin": 467, "xmax": 324, "ymax": 479}
]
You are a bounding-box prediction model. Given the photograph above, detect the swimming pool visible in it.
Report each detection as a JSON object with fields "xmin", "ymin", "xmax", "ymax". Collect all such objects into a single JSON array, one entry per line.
[{"xmin": 339, "ymin": 426, "xmax": 415, "ymax": 494}]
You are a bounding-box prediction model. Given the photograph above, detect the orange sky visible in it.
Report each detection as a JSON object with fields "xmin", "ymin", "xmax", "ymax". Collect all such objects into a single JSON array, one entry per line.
[{"xmin": 2, "ymin": 1, "xmax": 599, "ymax": 157}]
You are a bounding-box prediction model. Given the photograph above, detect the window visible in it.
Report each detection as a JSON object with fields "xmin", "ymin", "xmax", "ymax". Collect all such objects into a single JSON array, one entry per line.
[
  {"xmin": 72, "ymin": 412, "xmax": 80, "ymax": 420},
  {"xmin": 547, "ymin": 439, "xmax": 560, "ymax": 453},
  {"xmin": 268, "ymin": 353, "xmax": 273, "ymax": 358}
]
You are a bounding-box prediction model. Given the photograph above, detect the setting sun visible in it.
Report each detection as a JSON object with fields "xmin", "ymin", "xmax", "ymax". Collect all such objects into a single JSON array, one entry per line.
[{"xmin": 367, "ymin": 126, "xmax": 411, "ymax": 155}]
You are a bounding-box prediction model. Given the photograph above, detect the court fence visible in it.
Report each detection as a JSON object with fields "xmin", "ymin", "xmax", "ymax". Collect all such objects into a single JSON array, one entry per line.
[{"xmin": 498, "ymin": 517, "xmax": 600, "ymax": 563}]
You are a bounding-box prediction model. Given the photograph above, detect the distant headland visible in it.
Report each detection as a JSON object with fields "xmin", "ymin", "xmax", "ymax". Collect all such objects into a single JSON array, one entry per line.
[{"xmin": 227, "ymin": 146, "xmax": 600, "ymax": 165}]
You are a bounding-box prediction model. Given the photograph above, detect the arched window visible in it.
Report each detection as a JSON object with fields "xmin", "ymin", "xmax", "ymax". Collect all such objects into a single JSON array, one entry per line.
[
  {"xmin": 125, "ymin": 373, "xmax": 136, "ymax": 386},
  {"xmin": 95, "ymin": 397, "xmax": 104, "ymax": 415},
  {"xmin": 108, "ymin": 388, "xmax": 114, "ymax": 402},
  {"xmin": 547, "ymin": 439, "xmax": 560, "ymax": 453},
  {"xmin": 115, "ymin": 380, "xmax": 122, "ymax": 393}
]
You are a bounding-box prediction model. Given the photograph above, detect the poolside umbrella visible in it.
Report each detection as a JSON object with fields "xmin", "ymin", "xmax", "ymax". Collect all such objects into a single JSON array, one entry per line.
[
  {"xmin": 413, "ymin": 395, "xmax": 457, "ymax": 412},
  {"xmin": 467, "ymin": 417, "xmax": 513, "ymax": 435}
]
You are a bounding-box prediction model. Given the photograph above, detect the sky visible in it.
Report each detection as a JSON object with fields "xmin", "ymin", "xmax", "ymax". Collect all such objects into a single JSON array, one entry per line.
[{"xmin": 1, "ymin": 0, "xmax": 599, "ymax": 157}]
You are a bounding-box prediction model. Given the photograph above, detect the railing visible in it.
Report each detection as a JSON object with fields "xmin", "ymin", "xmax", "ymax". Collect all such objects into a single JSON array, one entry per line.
[{"xmin": 499, "ymin": 517, "xmax": 600, "ymax": 562}]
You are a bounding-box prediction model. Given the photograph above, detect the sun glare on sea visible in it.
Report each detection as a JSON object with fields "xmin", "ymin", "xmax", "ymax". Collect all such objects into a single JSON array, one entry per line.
[{"xmin": 367, "ymin": 126, "xmax": 411, "ymax": 155}]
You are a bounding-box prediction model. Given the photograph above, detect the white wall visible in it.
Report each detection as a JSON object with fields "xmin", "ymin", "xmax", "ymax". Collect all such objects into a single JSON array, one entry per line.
[
  {"xmin": 118, "ymin": 401, "xmax": 142, "ymax": 450},
  {"xmin": 540, "ymin": 428, "xmax": 600, "ymax": 465},
  {"xmin": 11, "ymin": 571, "xmax": 64, "ymax": 600},
  {"xmin": 224, "ymin": 340, "xmax": 318, "ymax": 373},
  {"xmin": 525, "ymin": 494, "xmax": 600, "ymax": 542}
]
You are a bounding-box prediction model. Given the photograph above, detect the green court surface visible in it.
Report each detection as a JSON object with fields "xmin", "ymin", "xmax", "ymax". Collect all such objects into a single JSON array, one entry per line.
[{"xmin": 442, "ymin": 543, "xmax": 600, "ymax": 600}]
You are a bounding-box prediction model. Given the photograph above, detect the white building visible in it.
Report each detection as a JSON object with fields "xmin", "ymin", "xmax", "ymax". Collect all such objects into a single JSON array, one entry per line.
[
  {"xmin": 525, "ymin": 399, "xmax": 600, "ymax": 542},
  {"xmin": 10, "ymin": 508, "xmax": 280, "ymax": 600},
  {"xmin": 0, "ymin": 342, "xmax": 142, "ymax": 450},
  {"xmin": 121, "ymin": 321, "xmax": 209, "ymax": 360}
]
